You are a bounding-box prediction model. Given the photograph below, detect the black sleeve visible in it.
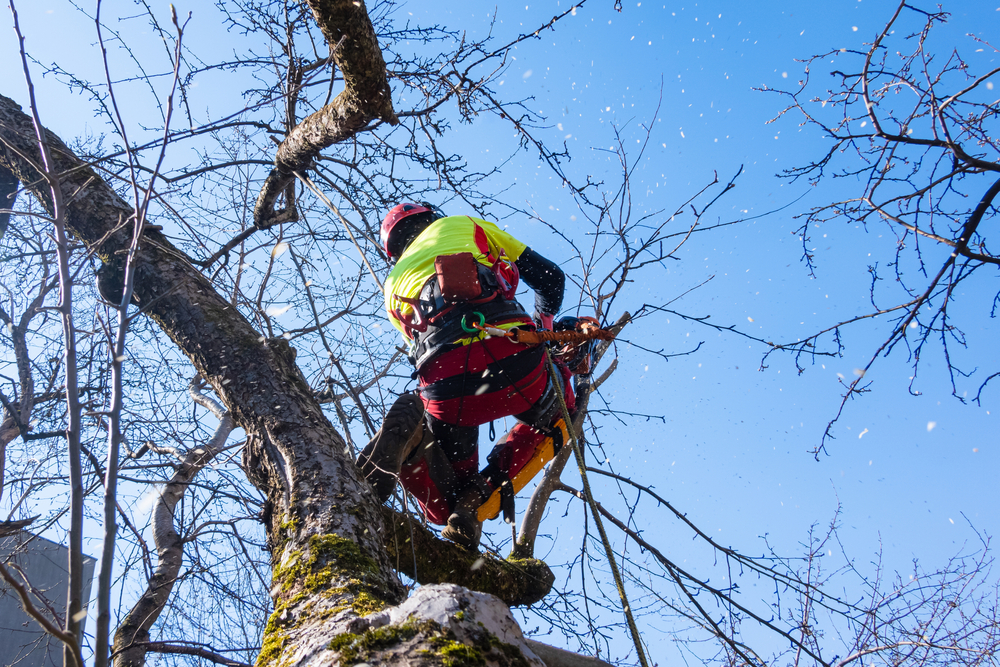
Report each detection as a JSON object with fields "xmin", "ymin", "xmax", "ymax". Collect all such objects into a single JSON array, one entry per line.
[{"xmin": 517, "ymin": 247, "xmax": 564, "ymax": 315}]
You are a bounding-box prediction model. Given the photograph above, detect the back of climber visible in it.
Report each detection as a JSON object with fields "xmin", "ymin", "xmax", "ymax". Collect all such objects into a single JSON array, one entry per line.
[{"xmin": 358, "ymin": 202, "xmax": 572, "ymax": 550}]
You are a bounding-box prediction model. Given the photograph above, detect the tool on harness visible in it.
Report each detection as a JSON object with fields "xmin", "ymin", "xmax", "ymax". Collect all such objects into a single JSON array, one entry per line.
[
  {"xmin": 468, "ymin": 314, "xmax": 614, "ymax": 375},
  {"xmin": 470, "ymin": 316, "xmax": 614, "ymax": 346},
  {"xmin": 390, "ymin": 295, "xmax": 429, "ymax": 337},
  {"xmin": 435, "ymin": 251, "xmax": 484, "ymax": 302},
  {"xmin": 551, "ymin": 315, "xmax": 605, "ymax": 375}
]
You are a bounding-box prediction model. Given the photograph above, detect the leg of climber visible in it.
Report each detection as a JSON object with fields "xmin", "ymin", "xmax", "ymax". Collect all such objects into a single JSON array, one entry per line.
[
  {"xmin": 441, "ymin": 480, "xmax": 490, "ymax": 550},
  {"xmin": 392, "ymin": 416, "xmax": 490, "ymax": 550},
  {"xmin": 395, "ymin": 419, "xmax": 478, "ymax": 524},
  {"xmin": 357, "ymin": 392, "xmax": 428, "ymax": 502},
  {"xmin": 397, "ymin": 437, "xmax": 459, "ymax": 524},
  {"xmin": 424, "ymin": 417, "xmax": 492, "ymax": 550},
  {"xmin": 390, "ymin": 336, "xmax": 564, "ymax": 548},
  {"xmin": 480, "ymin": 360, "xmax": 576, "ymax": 522},
  {"xmin": 519, "ymin": 357, "xmax": 575, "ymax": 427}
]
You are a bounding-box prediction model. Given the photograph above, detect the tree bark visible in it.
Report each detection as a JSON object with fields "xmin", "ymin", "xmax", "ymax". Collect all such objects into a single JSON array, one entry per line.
[
  {"xmin": 381, "ymin": 507, "xmax": 554, "ymax": 607},
  {"xmin": 253, "ymin": 0, "xmax": 398, "ymax": 228},
  {"xmin": 0, "ymin": 164, "xmax": 15, "ymax": 238}
]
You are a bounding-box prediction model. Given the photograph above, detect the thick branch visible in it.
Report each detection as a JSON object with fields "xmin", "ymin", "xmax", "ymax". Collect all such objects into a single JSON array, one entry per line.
[
  {"xmin": 380, "ymin": 507, "xmax": 553, "ymax": 607},
  {"xmin": 525, "ymin": 640, "xmax": 615, "ymax": 667},
  {"xmin": 133, "ymin": 642, "xmax": 250, "ymax": 667},
  {"xmin": 253, "ymin": 0, "xmax": 398, "ymax": 228}
]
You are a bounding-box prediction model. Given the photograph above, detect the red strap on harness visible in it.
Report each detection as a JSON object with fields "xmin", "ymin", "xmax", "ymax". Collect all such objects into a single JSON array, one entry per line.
[
  {"xmin": 391, "ymin": 295, "xmax": 428, "ymax": 339},
  {"xmin": 473, "ymin": 220, "xmax": 493, "ymax": 261},
  {"xmin": 470, "ymin": 218, "xmax": 518, "ymax": 300}
]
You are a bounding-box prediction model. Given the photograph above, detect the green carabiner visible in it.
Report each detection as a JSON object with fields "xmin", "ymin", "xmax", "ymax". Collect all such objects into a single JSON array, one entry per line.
[{"xmin": 461, "ymin": 311, "xmax": 486, "ymax": 333}]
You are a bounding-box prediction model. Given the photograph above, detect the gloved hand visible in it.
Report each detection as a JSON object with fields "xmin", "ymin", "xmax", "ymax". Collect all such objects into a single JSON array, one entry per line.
[
  {"xmin": 534, "ymin": 311, "xmax": 555, "ymax": 331},
  {"xmin": 555, "ymin": 315, "xmax": 579, "ymax": 331}
]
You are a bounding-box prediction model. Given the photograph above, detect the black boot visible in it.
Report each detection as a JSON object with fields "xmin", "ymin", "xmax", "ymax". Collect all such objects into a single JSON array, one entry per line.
[
  {"xmin": 358, "ymin": 393, "xmax": 427, "ymax": 502},
  {"xmin": 441, "ymin": 483, "xmax": 489, "ymax": 551}
]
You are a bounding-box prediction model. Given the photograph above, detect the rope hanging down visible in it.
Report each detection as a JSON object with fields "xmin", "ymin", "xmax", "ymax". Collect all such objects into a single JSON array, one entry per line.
[{"xmin": 543, "ymin": 349, "xmax": 650, "ymax": 667}]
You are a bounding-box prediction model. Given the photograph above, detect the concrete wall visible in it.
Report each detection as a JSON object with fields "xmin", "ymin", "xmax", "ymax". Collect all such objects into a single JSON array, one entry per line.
[{"xmin": 0, "ymin": 531, "xmax": 96, "ymax": 667}]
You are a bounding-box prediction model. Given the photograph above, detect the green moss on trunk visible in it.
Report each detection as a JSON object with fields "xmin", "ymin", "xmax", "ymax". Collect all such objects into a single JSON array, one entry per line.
[
  {"xmin": 273, "ymin": 533, "xmax": 380, "ymax": 594},
  {"xmin": 328, "ymin": 617, "xmax": 435, "ymax": 663},
  {"xmin": 328, "ymin": 616, "xmax": 532, "ymax": 667},
  {"xmin": 258, "ymin": 533, "xmax": 394, "ymax": 665}
]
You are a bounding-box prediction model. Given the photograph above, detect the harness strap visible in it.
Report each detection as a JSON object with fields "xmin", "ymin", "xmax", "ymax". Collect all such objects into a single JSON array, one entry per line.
[
  {"xmin": 419, "ymin": 344, "xmax": 544, "ymax": 402},
  {"xmin": 412, "ymin": 299, "xmax": 529, "ymax": 369}
]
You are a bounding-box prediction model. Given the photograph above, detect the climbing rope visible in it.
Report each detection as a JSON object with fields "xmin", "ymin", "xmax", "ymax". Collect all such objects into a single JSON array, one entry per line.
[{"xmin": 543, "ymin": 349, "xmax": 650, "ymax": 667}]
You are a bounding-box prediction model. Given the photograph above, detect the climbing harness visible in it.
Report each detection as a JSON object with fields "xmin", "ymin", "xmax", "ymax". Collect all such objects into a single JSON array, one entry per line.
[{"xmin": 460, "ymin": 311, "xmax": 486, "ymax": 333}]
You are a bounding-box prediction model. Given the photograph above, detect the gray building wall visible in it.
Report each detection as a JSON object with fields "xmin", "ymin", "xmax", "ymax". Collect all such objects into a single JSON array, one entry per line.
[{"xmin": 0, "ymin": 531, "xmax": 96, "ymax": 667}]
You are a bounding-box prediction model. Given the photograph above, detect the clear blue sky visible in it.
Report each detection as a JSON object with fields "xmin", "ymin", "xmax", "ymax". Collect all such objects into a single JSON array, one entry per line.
[{"xmin": 3, "ymin": 0, "xmax": 997, "ymax": 662}]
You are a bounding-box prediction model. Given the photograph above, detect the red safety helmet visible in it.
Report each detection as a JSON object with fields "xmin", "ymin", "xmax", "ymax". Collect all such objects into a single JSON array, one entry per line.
[{"xmin": 380, "ymin": 202, "xmax": 443, "ymax": 259}]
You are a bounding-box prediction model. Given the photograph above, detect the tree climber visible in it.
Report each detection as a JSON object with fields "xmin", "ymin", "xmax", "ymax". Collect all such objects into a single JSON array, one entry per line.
[{"xmin": 359, "ymin": 202, "xmax": 574, "ymax": 550}]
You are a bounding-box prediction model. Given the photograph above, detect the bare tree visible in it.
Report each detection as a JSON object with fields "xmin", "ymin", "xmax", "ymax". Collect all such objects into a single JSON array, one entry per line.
[
  {"xmin": 764, "ymin": 1, "xmax": 999, "ymax": 456},
  {"xmin": 1, "ymin": 1, "xmax": 607, "ymax": 665},
  {"xmin": 1, "ymin": 2, "xmax": 999, "ymax": 667}
]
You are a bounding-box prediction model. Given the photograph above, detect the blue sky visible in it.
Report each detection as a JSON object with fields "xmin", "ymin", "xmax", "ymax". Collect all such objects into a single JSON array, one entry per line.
[
  {"xmin": 407, "ymin": 1, "xmax": 1000, "ymax": 657},
  {"xmin": 3, "ymin": 0, "xmax": 998, "ymax": 662},
  {"xmin": 400, "ymin": 0, "xmax": 1000, "ymax": 560}
]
